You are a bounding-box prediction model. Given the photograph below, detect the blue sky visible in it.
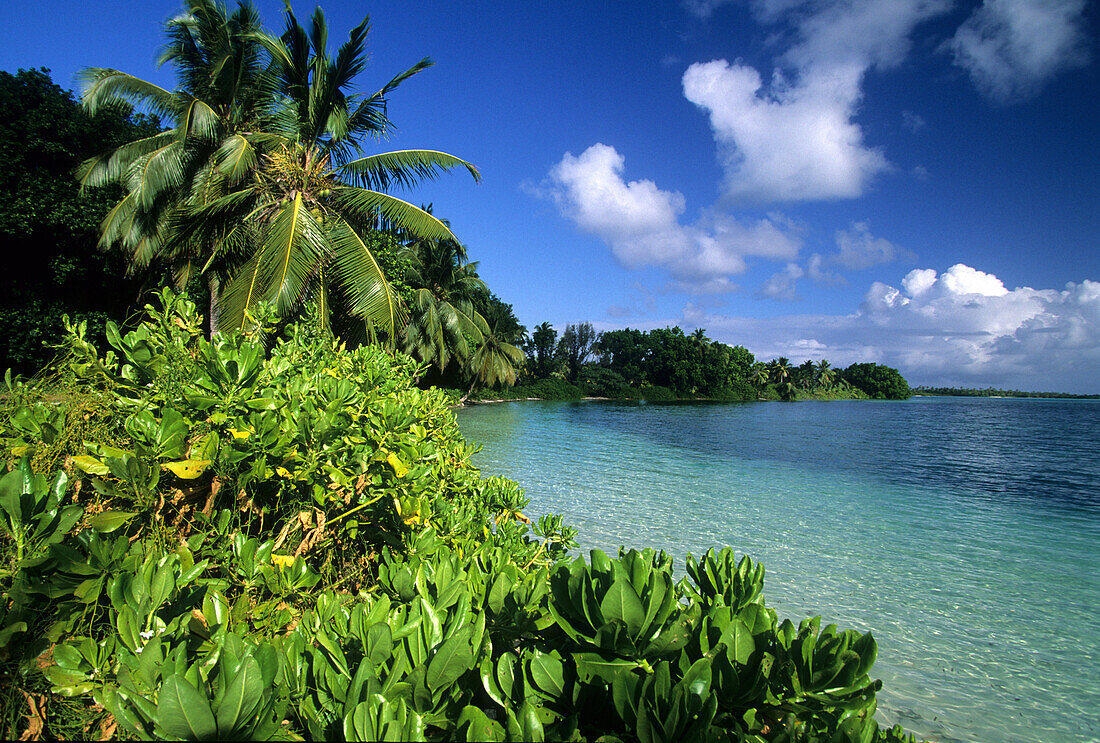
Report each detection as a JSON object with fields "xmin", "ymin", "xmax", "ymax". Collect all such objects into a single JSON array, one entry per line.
[{"xmin": 3, "ymin": 0, "xmax": 1098, "ymax": 391}]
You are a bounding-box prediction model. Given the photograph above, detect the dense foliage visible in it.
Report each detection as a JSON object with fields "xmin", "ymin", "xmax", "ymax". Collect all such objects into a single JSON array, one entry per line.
[
  {"xmin": 838, "ymin": 364, "xmax": 911, "ymax": 401},
  {"xmin": 0, "ymin": 68, "xmax": 161, "ymax": 373},
  {"xmin": 0, "ymin": 292, "xmax": 914, "ymax": 741},
  {"xmin": 80, "ymin": 0, "xmax": 480, "ymax": 340},
  {"xmin": 511, "ymin": 325, "xmax": 893, "ymax": 403}
]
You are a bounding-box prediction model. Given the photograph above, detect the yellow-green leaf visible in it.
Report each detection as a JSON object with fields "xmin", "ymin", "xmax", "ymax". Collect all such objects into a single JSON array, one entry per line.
[
  {"xmin": 72, "ymin": 455, "xmax": 109, "ymax": 476},
  {"xmin": 164, "ymin": 459, "xmax": 211, "ymax": 479},
  {"xmin": 386, "ymin": 452, "xmax": 408, "ymax": 478}
]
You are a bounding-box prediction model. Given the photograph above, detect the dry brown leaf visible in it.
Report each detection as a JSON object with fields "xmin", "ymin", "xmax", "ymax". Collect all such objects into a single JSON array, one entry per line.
[
  {"xmin": 18, "ymin": 690, "xmax": 46, "ymax": 741},
  {"xmin": 203, "ymin": 476, "xmax": 222, "ymax": 515},
  {"xmin": 98, "ymin": 715, "xmax": 117, "ymax": 741}
]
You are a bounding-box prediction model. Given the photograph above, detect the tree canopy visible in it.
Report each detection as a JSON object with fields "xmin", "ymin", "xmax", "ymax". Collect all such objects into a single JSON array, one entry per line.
[{"xmin": 0, "ymin": 68, "xmax": 161, "ymax": 373}]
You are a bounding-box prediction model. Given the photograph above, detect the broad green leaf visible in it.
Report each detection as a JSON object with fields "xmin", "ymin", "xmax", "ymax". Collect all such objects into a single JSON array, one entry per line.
[
  {"xmin": 426, "ymin": 626, "xmax": 475, "ymax": 691},
  {"xmin": 526, "ymin": 650, "xmax": 566, "ymax": 699},
  {"xmin": 72, "ymin": 455, "xmax": 109, "ymax": 476},
  {"xmin": 456, "ymin": 705, "xmax": 505, "ymax": 742},
  {"xmin": 156, "ymin": 675, "xmax": 217, "ymax": 740},
  {"xmin": 89, "ymin": 510, "xmax": 136, "ymax": 533},
  {"xmin": 600, "ymin": 579, "xmax": 646, "ymax": 639},
  {"xmin": 215, "ymin": 657, "xmax": 263, "ymax": 736},
  {"xmin": 573, "ymin": 652, "xmax": 639, "ymax": 684}
]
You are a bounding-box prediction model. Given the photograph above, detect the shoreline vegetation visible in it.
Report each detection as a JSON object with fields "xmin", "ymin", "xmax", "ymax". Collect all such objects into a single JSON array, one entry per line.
[
  {"xmin": 0, "ymin": 292, "xmax": 916, "ymax": 742},
  {"xmin": 913, "ymin": 386, "xmax": 1100, "ymax": 399},
  {"xmin": 0, "ymin": 2, "xmax": 914, "ymax": 739}
]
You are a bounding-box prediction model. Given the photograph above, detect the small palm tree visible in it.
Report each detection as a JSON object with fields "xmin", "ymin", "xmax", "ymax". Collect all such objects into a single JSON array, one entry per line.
[
  {"xmin": 403, "ymin": 234, "xmax": 487, "ymax": 373},
  {"xmin": 462, "ymin": 314, "xmax": 525, "ymax": 402},
  {"xmin": 770, "ymin": 357, "xmax": 792, "ymax": 385},
  {"xmin": 815, "ymin": 359, "xmax": 836, "ymax": 389}
]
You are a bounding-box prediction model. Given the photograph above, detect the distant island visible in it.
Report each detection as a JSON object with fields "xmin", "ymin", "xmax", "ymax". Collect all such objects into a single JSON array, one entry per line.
[{"xmin": 914, "ymin": 386, "xmax": 1100, "ymax": 399}]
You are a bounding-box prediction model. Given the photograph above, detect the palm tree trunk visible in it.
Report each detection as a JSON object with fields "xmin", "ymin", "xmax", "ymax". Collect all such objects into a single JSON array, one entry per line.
[
  {"xmin": 208, "ymin": 274, "xmax": 221, "ymax": 337},
  {"xmin": 459, "ymin": 374, "xmax": 479, "ymax": 404}
]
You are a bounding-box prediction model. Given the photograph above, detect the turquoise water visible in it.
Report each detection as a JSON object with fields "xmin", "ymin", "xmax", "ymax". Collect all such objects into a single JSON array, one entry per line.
[{"xmin": 457, "ymin": 397, "xmax": 1100, "ymax": 743}]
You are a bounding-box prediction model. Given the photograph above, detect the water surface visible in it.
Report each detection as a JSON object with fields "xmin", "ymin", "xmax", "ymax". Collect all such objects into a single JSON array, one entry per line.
[{"xmin": 458, "ymin": 397, "xmax": 1100, "ymax": 743}]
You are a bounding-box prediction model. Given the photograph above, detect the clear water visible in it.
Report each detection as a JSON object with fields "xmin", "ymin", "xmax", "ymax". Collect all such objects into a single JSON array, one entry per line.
[{"xmin": 457, "ymin": 397, "xmax": 1100, "ymax": 743}]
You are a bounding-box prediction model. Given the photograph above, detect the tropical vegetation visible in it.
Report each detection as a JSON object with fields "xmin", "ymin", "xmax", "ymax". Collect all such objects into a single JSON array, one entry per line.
[
  {"xmin": 913, "ymin": 386, "xmax": 1099, "ymax": 399},
  {"xmin": 505, "ymin": 325, "xmax": 910, "ymax": 402},
  {"xmin": 0, "ymin": 68, "xmax": 161, "ymax": 374},
  {"xmin": 0, "ymin": 291, "xmax": 915, "ymax": 742},
  {"xmin": 78, "ymin": 0, "xmax": 478, "ymax": 340},
  {"xmin": 0, "ymin": 4, "xmax": 924, "ymax": 739}
]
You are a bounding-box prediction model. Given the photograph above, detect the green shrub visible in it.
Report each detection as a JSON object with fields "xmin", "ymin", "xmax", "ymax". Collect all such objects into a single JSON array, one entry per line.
[{"xmin": 0, "ymin": 289, "xmax": 914, "ymax": 742}]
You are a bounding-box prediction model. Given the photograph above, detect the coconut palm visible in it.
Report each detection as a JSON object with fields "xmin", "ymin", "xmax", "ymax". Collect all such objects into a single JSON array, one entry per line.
[
  {"xmin": 749, "ymin": 363, "xmax": 770, "ymax": 389},
  {"xmin": 769, "ymin": 357, "xmax": 792, "ymax": 385},
  {"xmin": 462, "ymin": 314, "xmax": 525, "ymax": 402},
  {"xmin": 187, "ymin": 6, "xmax": 480, "ymax": 337},
  {"xmin": 403, "ymin": 234, "xmax": 488, "ymax": 373},
  {"xmin": 77, "ymin": 0, "xmax": 274, "ymax": 328},
  {"xmin": 815, "ymin": 359, "xmax": 836, "ymax": 389},
  {"xmin": 82, "ymin": 2, "xmax": 479, "ymax": 338}
]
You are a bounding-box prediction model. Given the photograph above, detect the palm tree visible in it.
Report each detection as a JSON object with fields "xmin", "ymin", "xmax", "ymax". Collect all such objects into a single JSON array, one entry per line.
[
  {"xmin": 193, "ymin": 6, "xmax": 480, "ymax": 337},
  {"xmin": 815, "ymin": 359, "xmax": 836, "ymax": 389},
  {"xmin": 769, "ymin": 357, "xmax": 792, "ymax": 385},
  {"xmin": 403, "ymin": 234, "xmax": 488, "ymax": 373},
  {"xmin": 462, "ymin": 314, "xmax": 525, "ymax": 402},
  {"xmin": 82, "ymin": 2, "xmax": 479, "ymax": 338},
  {"xmin": 78, "ymin": 0, "xmax": 273, "ymax": 330},
  {"xmin": 796, "ymin": 359, "xmax": 815, "ymax": 390},
  {"xmin": 749, "ymin": 363, "xmax": 770, "ymax": 389}
]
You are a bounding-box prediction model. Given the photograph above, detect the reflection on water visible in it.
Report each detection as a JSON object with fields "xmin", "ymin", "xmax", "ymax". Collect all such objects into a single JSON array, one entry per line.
[{"xmin": 458, "ymin": 398, "xmax": 1100, "ymax": 743}]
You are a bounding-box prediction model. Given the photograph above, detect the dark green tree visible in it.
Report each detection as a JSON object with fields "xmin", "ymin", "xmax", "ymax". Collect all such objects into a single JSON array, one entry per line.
[
  {"xmin": 0, "ymin": 68, "xmax": 160, "ymax": 373},
  {"xmin": 557, "ymin": 322, "xmax": 597, "ymax": 382},
  {"xmin": 523, "ymin": 322, "xmax": 560, "ymax": 379},
  {"xmin": 841, "ymin": 363, "xmax": 912, "ymax": 400}
]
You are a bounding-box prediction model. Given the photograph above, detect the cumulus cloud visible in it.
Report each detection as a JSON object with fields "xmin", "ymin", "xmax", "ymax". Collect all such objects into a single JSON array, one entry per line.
[
  {"xmin": 947, "ymin": 0, "xmax": 1091, "ymax": 102},
  {"xmin": 686, "ymin": 264, "xmax": 1100, "ymax": 392},
  {"xmin": 547, "ymin": 143, "xmax": 801, "ymax": 292},
  {"xmin": 758, "ymin": 263, "xmax": 804, "ymax": 301},
  {"xmin": 682, "ymin": 60, "xmax": 889, "ymax": 202},
  {"xmin": 833, "ymin": 222, "xmax": 915, "ymax": 270},
  {"xmin": 681, "ymin": 0, "xmax": 953, "ymax": 204}
]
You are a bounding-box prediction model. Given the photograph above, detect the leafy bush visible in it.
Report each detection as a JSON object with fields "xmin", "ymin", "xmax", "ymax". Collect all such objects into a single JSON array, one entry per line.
[
  {"xmin": 840, "ymin": 364, "xmax": 912, "ymax": 400},
  {"xmin": 0, "ymin": 290, "xmax": 914, "ymax": 741},
  {"xmin": 504, "ymin": 378, "xmax": 587, "ymax": 401}
]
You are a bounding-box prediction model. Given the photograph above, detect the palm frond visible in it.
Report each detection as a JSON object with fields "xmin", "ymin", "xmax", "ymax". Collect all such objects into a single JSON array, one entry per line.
[
  {"xmin": 328, "ymin": 217, "xmax": 406, "ymax": 338},
  {"xmin": 78, "ymin": 68, "xmax": 179, "ymax": 119},
  {"xmin": 215, "ymin": 133, "xmax": 259, "ymax": 183},
  {"xmin": 77, "ymin": 130, "xmax": 178, "ymax": 190},
  {"xmin": 340, "ymin": 149, "xmax": 481, "ymax": 191},
  {"xmin": 329, "ymin": 187, "xmax": 458, "ymax": 242}
]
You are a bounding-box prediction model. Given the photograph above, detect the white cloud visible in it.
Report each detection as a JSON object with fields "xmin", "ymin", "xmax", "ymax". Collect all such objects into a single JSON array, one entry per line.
[
  {"xmin": 681, "ymin": 264, "xmax": 1100, "ymax": 393},
  {"xmin": 681, "ymin": 0, "xmax": 952, "ymax": 204},
  {"xmin": 683, "ymin": 60, "xmax": 889, "ymax": 202},
  {"xmin": 547, "ymin": 143, "xmax": 801, "ymax": 292},
  {"xmin": 807, "ymin": 252, "xmax": 846, "ymax": 285},
  {"xmin": 758, "ymin": 262, "xmax": 804, "ymax": 301},
  {"xmin": 833, "ymin": 222, "xmax": 915, "ymax": 270},
  {"xmin": 947, "ymin": 0, "xmax": 1091, "ymax": 102}
]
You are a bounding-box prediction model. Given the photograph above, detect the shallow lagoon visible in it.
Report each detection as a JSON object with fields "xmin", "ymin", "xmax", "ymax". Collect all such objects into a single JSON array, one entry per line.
[{"xmin": 458, "ymin": 397, "xmax": 1100, "ymax": 743}]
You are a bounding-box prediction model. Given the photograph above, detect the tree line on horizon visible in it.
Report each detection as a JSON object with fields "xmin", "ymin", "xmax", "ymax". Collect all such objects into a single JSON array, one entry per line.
[{"xmin": 512, "ymin": 321, "xmax": 912, "ymax": 401}]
